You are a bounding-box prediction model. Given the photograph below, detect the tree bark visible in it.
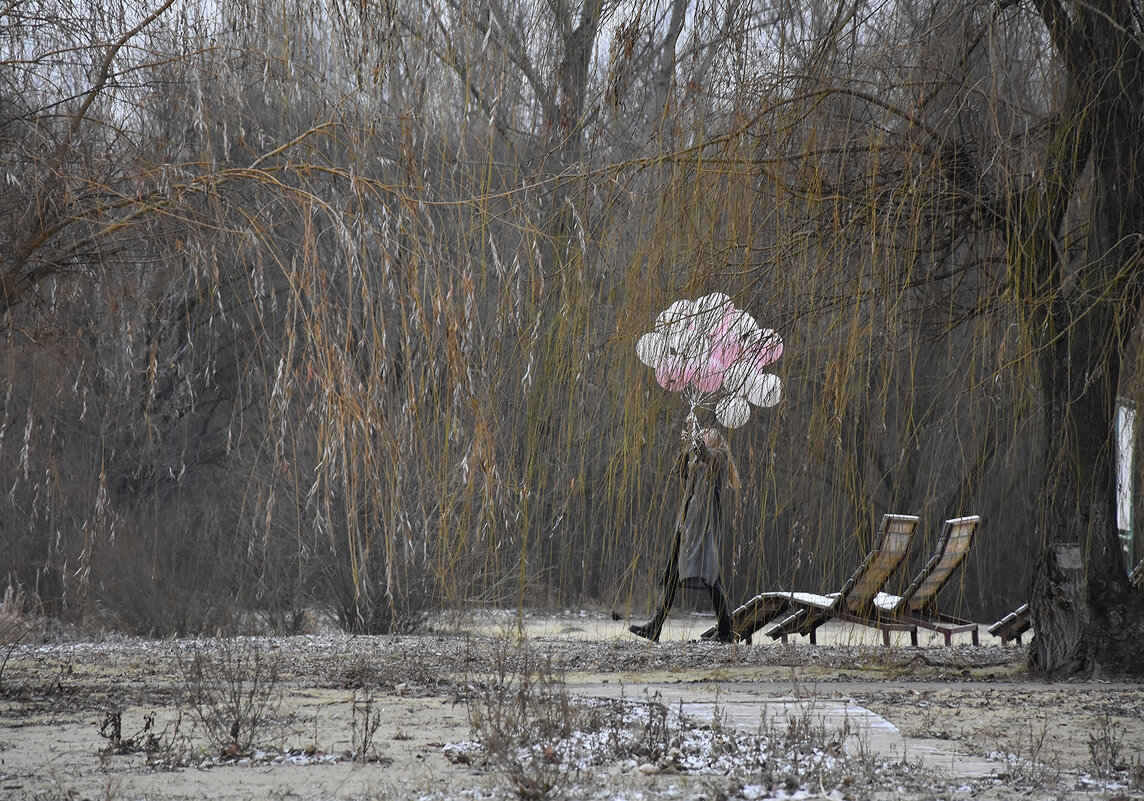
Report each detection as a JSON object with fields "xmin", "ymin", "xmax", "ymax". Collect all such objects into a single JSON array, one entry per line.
[
  {"xmin": 1029, "ymin": 545, "xmax": 1086, "ymax": 675},
  {"xmin": 1025, "ymin": 0, "xmax": 1144, "ymax": 677}
]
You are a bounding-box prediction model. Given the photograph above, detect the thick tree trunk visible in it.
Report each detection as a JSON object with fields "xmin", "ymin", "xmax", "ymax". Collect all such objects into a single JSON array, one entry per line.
[
  {"xmin": 1028, "ymin": 303, "xmax": 1136, "ymax": 675},
  {"xmin": 1029, "ymin": 331, "xmax": 1144, "ymax": 675},
  {"xmin": 1025, "ymin": 0, "xmax": 1144, "ymax": 677},
  {"xmin": 1029, "ymin": 544, "xmax": 1086, "ymax": 674}
]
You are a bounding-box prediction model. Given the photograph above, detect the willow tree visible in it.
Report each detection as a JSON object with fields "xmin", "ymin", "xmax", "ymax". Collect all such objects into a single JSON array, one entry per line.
[
  {"xmin": 748, "ymin": 0, "xmax": 1144, "ymax": 675},
  {"xmin": 846, "ymin": 0, "xmax": 1144, "ymax": 675},
  {"xmin": 1017, "ymin": 0, "xmax": 1144, "ymax": 676}
]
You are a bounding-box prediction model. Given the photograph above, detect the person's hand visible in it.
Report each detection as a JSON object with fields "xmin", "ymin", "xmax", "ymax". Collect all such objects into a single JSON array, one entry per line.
[
  {"xmin": 682, "ymin": 411, "xmax": 699, "ymax": 442},
  {"xmin": 700, "ymin": 428, "xmax": 721, "ymax": 450}
]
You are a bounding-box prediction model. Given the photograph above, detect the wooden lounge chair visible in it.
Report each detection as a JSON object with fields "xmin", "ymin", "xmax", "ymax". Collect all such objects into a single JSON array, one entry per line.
[
  {"xmin": 987, "ymin": 603, "xmax": 1030, "ymax": 645},
  {"xmin": 700, "ymin": 513, "xmax": 919, "ymax": 644},
  {"xmin": 989, "ymin": 555, "xmax": 1143, "ymax": 645},
  {"xmin": 867, "ymin": 515, "xmax": 981, "ymax": 646}
]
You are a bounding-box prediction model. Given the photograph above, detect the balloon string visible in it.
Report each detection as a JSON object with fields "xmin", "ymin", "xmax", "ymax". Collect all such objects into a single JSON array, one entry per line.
[{"xmin": 685, "ymin": 389, "xmax": 701, "ymax": 442}]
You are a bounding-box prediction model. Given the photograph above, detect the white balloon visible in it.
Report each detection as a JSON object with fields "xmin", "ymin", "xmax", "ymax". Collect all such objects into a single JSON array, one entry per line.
[
  {"xmin": 721, "ymin": 361, "xmax": 756, "ymax": 395},
  {"xmin": 747, "ymin": 373, "xmax": 783, "ymax": 407},
  {"xmin": 727, "ymin": 309, "xmax": 761, "ymax": 339},
  {"xmin": 698, "ymin": 292, "xmax": 732, "ymax": 309},
  {"xmin": 656, "ymin": 299, "xmax": 693, "ymax": 329},
  {"xmin": 737, "ymin": 325, "xmax": 769, "ymax": 356},
  {"xmin": 636, "ymin": 332, "xmax": 669, "ymax": 367},
  {"xmin": 668, "ymin": 324, "xmax": 707, "ymax": 360},
  {"xmin": 716, "ymin": 395, "xmax": 751, "ymax": 428},
  {"xmin": 695, "ymin": 293, "xmax": 732, "ymax": 333}
]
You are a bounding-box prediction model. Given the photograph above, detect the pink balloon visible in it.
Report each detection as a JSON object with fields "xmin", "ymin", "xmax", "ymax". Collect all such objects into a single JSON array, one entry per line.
[
  {"xmin": 694, "ymin": 358, "xmax": 724, "ymax": 393},
  {"xmin": 655, "ymin": 356, "xmax": 692, "ymax": 391},
  {"xmin": 710, "ymin": 342, "xmax": 742, "ymax": 369},
  {"xmin": 706, "ymin": 309, "xmax": 734, "ymax": 344},
  {"xmin": 749, "ymin": 334, "xmax": 784, "ymax": 370}
]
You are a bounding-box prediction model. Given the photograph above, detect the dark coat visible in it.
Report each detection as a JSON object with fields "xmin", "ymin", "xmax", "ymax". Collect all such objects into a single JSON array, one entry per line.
[{"xmin": 670, "ymin": 436, "xmax": 731, "ymax": 589}]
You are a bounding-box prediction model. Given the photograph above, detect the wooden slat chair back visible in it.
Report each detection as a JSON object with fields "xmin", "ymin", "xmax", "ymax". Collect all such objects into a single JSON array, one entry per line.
[
  {"xmin": 902, "ymin": 515, "xmax": 981, "ymax": 615},
  {"xmin": 840, "ymin": 514, "xmax": 919, "ymax": 614}
]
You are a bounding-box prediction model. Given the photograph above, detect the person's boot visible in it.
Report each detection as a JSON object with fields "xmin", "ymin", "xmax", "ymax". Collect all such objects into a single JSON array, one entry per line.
[
  {"xmin": 711, "ymin": 580, "xmax": 735, "ymax": 643},
  {"xmin": 713, "ymin": 626, "xmax": 737, "ymax": 643},
  {"xmin": 629, "ymin": 616, "xmax": 663, "ymax": 642}
]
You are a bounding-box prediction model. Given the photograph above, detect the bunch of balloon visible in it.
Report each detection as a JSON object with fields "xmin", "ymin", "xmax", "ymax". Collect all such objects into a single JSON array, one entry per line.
[{"xmin": 636, "ymin": 292, "xmax": 783, "ymax": 432}]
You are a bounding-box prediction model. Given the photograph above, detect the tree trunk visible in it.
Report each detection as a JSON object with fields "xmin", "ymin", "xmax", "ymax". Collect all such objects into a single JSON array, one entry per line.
[
  {"xmin": 1029, "ymin": 299, "xmax": 1144, "ymax": 675},
  {"xmin": 1029, "ymin": 545, "xmax": 1086, "ymax": 674},
  {"xmin": 1025, "ymin": 0, "xmax": 1144, "ymax": 677}
]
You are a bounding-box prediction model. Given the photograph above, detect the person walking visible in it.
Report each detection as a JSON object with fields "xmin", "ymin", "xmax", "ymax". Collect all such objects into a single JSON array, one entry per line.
[{"xmin": 630, "ymin": 423, "xmax": 740, "ymax": 643}]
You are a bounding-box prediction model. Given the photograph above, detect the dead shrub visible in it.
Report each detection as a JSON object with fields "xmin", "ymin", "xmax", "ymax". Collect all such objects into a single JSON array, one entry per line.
[
  {"xmin": 1, "ymin": 581, "xmax": 41, "ymax": 646},
  {"xmin": 465, "ymin": 640, "xmax": 679, "ymax": 799},
  {"xmin": 180, "ymin": 638, "xmax": 283, "ymax": 757},
  {"xmin": 1, "ymin": 581, "xmax": 50, "ymax": 689},
  {"xmin": 466, "ymin": 641, "xmax": 575, "ymax": 799}
]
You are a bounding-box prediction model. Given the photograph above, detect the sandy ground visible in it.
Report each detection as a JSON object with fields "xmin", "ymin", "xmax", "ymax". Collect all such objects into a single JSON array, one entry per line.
[{"xmin": 2, "ymin": 610, "xmax": 1143, "ymax": 801}]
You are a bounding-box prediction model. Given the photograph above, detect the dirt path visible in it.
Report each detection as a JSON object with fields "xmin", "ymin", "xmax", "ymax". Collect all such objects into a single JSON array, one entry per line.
[{"xmin": 2, "ymin": 612, "xmax": 1142, "ymax": 800}]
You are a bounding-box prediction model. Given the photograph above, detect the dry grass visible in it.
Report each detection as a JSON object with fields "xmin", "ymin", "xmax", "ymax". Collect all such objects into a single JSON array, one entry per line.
[
  {"xmin": 7, "ymin": 623, "xmax": 1144, "ymax": 799},
  {"xmin": 8, "ymin": 629, "xmax": 1139, "ymax": 799}
]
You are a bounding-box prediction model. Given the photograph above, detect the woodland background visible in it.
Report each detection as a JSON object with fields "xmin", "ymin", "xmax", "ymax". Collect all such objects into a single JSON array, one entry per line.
[{"xmin": 3, "ymin": 0, "xmax": 1141, "ymax": 637}]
